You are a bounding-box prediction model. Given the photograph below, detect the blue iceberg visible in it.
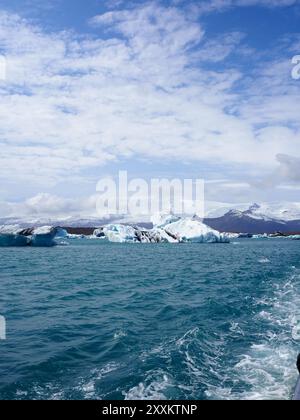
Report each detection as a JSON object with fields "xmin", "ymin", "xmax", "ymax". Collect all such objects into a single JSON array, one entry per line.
[
  {"xmin": 0, "ymin": 226, "xmax": 30, "ymax": 247},
  {"xmin": 0, "ymin": 226, "xmax": 58, "ymax": 247}
]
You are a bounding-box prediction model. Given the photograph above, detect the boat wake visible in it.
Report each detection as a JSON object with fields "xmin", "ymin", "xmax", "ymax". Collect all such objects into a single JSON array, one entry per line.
[{"xmin": 208, "ymin": 267, "xmax": 300, "ymax": 400}]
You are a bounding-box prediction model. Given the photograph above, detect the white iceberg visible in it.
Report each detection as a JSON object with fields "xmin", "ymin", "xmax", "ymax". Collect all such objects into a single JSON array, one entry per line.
[
  {"xmin": 55, "ymin": 227, "xmax": 68, "ymax": 238},
  {"xmin": 103, "ymin": 224, "xmax": 139, "ymax": 243},
  {"xmin": 101, "ymin": 215, "xmax": 229, "ymax": 244},
  {"xmin": 100, "ymin": 224, "xmax": 178, "ymax": 243},
  {"xmin": 67, "ymin": 234, "xmax": 86, "ymax": 239},
  {"xmin": 225, "ymin": 232, "xmax": 240, "ymax": 239},
  {"xmin": 161, "ymin": 216, "xmax": 229, "ymax": 243}
]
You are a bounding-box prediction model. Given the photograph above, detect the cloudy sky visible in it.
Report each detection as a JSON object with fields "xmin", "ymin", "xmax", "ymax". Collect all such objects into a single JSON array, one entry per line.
[{"xmin": 0, "ymin": 0, "xmax": 300, "ymax": 219}]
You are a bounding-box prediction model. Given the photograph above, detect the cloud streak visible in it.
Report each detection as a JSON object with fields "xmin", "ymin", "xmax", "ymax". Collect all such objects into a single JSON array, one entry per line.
[{"xmin": 194, "ymin": 0, "xmax": 299, "ymax": 14}]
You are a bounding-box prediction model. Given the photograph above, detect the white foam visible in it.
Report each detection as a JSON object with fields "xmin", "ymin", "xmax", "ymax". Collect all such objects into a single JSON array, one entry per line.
[
  {"xmin": 229, "ymin": 322, "xmax": 245, "ymax": 336},
  {"xmin": 75, "ymin": 362, "xmax": 119, "ymax": 399},
  {"xmin": 113, "ymin": 330, "xmax": 127, "ymax": 340},
  {"xmin": 123, "ymin": 372, "xmax": 172, "ymax": 400},
  {"xmin": 258, "ymin": 258, "xmax": 270, "ymax": 264},
  {"xmin": 209, "ymin": 269, "xmax": 300, "ymax": 400}
]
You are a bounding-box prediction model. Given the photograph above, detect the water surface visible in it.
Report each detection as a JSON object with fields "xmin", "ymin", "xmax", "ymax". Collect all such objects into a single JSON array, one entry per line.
[{"xmin": 0, "ymin": 239, "xmax": 299, "ymax": 400}]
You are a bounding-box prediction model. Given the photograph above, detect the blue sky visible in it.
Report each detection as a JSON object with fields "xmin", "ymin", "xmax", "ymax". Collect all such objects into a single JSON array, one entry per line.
[{"xmin": 0, "ymin": 0, "xmax": 300, "ymax": 218}]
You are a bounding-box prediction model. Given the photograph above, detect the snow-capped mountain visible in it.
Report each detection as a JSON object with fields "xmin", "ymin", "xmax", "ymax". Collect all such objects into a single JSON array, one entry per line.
[
  {"xmin": 243, "ymin": 202, "xmax": 300, "ymax": 222},
  {"xmin": 0, "ymin": 214, "xmax": 153, "ymax": 229},
  {"xmin": 204, "ymin": 202, "xmax": 300, "ymax": 221},
  {"xmin": 204, "ymin": 203, "xmax": 300, "ymax": 234},
  {"xmin": 1, "ymin": 202, "xmax": 300, "ymax": 234}
]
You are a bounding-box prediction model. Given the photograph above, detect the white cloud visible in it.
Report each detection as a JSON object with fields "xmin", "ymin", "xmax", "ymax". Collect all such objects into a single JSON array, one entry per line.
[
  {"xmin": 0, "ymin": 193, "xmax": 101, "ymax": 220},
  {"xmin": 0, "ymin": 3, "xmax": 299, "ymax": 206},
  {"xmin": 276, "ymin": 154, "xmax": 300, "ymax": 182}
]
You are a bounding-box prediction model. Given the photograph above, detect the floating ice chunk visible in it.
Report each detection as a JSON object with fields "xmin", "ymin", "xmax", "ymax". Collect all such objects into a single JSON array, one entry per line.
[
  {"xmin": 226, "ymin": 232, "xmax": 240, "ymax": 239},
  {"xmin": 102, "ymin": 216, "xmax": 228, "ymax": 244},
  {"xmin": 252, "ymin": 233, "xmax": 269, "ymax": 239},
  {"xmin": 103, "ymin": 224, "xmax": 139, "ymax": 243},
  {"xmin": 258, "ymin": 258, "xmax": 270, "ymax": 264},
  {"xmin": 66, "ymin": 233, "xmax": 86, "ymax": 239},
  {"xmin": 0, "ymin": 225, "xmax": 58, "ymax": 247},
  {"xmin": 163, "ymin": 217, "xmax": 229, "ymax": 243},
  {"xmin": 55, "ymin": 228, "xmax": 68, "ymax": 238},
  {"xmin": 0, "ymin": 225, "xmax": 30, "ymax": 247}
]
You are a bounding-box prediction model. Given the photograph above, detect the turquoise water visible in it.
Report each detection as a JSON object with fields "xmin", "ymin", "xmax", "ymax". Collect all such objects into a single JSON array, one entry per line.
[{"xmin": 0, "ymin": 239, "xmax": 299, "ymax": 400}]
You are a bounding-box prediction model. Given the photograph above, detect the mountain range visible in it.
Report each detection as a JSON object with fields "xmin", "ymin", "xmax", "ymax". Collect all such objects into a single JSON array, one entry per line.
[
  {"xmin": 204, "ymin": 203, "xmax": 300, "ymax": 234},
  {"xmin": 1, "ymin": 203, "xmax": 300, "ymax": 234}
]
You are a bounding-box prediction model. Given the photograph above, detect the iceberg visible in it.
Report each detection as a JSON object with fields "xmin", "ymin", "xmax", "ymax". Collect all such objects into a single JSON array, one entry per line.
[
  {"xmin": 0, "ymin": 225, "xmax": 30, "ymax": 247},
  {"xmin": 103, "ymin": 224, "xmax": 139, "ymax": 243},
  {"xmin": 160, "ymin": 216, "xmax": 229, "ymax": 243},
  {"xmin": 0, "ymin": 225, "xmax": 58, "ymax": 247},
  {"xmin": 100, "ymin": 224, "xmax": 179, "ymax": 243},
  {"xmin": 100, "ymin": 215, "xmax": 229, "ymax": 244},
  {"xmin": 1, "ymin": 218, "xmax": 228, "ymax": 246},
  {"xmin": 55, "ymin": 227, "xmax": 68, "ymax": 238},
  {"xmin": 67, "ymin": 234, "xmax": 86, "ymax": 239}
]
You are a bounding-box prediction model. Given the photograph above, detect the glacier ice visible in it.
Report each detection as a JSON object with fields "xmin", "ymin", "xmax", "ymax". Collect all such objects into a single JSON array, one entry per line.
[
  {"xmin": 0, "ymin": 225, "xmax": 30, "ymax": 247},
  {"xmin": 159, "ymin": 215, "xmax": 229, "ymax": 243},
  {"xmin": 29, "ymin": 226, "xmax": 58, "ymax": 247},
  {"xmin": 101, "ymin": 224, "xmax": 178, "ymax": 243},
  {"xmin": 151, "ymin": 213, "xmax": 181, "ymax": 228},
  {"xmin": 93, "ymin": 228, "xmax": 105, "ymax": 238},
  {"xmin": 55, "ymin": 228, "xmax": 68, "ymax": 238},
  {"xmin": 0, "ymin": 225, "xmax": 58, "ymax": 247},
  {"xmin": 103, "ymin": 224, "xmax": 140, "ymax": 243},
  {"xmin": 0, "ymin": 216, "xmax": 229, "ymax": 247},
  {"xmin": 99, "ymin": 215, "xmax": 229, "ymax": 244}
]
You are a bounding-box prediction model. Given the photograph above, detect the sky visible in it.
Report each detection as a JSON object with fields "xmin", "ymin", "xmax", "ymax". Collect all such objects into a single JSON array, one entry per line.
[{"xmin": 0, "ymin": 0, "xmax": 300, "ymax": 219}]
